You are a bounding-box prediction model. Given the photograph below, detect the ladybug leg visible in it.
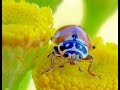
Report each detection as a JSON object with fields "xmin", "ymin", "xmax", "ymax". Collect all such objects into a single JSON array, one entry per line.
[
  {"xmin": 42, "ymin": 54, "xmax": 55, "ymax": 74},
  {"xmin": 48, "ymin": 51, "xmax": 63, "ymax": 58},
  {"xmin": 59, "ymin": 62, "xmax": 65, "ymax": 67},
  {"xmin": 76, "ymin": 64, "xmax": 83, "ymax": 72},
  {"xmin": 59, "ymin": 61, "xmax": 69, "ymax": 68},
  {"xmin": 46, "ymin": 54, "xmax": 54, "ymax": 72},
  {"xmin": 42, "ymin": 51, "xmax": 64, "ymax": 74},
  {"xmin": 83, "ymin": 55, "xmax": 101, "ymax": 79}
]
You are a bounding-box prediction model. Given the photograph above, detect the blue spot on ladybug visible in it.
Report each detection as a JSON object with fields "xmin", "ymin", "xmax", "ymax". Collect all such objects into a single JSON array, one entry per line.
[
  {"xmin": 60, "ymin": 40, "xmax": 87, "ymax": 54},
  {"xmin": 72, "ymin": 34, "xmax": 78, "ymax": 40},
  {"xmin": 75, "ymin": 42, "xmax": 87, "ymax": 54},
  {"xmin": 64, "ymin": 51, "xmax": 83, "ymax": 60},
  {"xmin": 62, "ymin": 41, "xmax": 73, "ymax": 49}
]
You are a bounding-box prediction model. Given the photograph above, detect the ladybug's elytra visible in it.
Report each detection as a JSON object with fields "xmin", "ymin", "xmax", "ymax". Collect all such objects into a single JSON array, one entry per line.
[{"xmin": 43, "ymin": 25, "xmax": 100, "ymax": 78}]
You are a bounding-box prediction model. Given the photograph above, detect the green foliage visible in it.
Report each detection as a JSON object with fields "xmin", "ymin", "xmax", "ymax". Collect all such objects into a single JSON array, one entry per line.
[
  {"xmin": 82, "ymin": 0, "xmax": 118, "ymax": 37},
  {"xmin": 26, "ymin": 0, "xmax": 63, "ymax": 13},
  {"xmin": 18, "ymin": 71, "xmax": 31, "ymax": 90},
  {"xmin": 2, "ymin": 44, "xmax": 49, "ymax": 90}
]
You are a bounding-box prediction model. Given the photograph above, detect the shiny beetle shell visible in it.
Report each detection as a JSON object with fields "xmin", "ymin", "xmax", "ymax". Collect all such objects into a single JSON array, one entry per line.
[{"xmin": 51, "ymin": 25, "xmax": 93, "ymax": 49}]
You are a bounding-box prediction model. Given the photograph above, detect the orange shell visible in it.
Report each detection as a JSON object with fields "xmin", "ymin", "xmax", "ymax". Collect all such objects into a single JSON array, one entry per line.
[{"xmin": 52, "ymin": 25, "xmax": 93, "ymax": 49}]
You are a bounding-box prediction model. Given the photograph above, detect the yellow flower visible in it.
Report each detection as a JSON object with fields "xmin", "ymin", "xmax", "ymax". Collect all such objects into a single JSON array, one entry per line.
[
  {"xmin": 2, "ymin": 0, "xmax": 55, "ymax": 48},
  {"xmin": 32, "ymin": 37, "xmax": 118, "ymax": 90},
  {"xmin": 2, "ymin": 0, "xmax": 55, "ymax": 90},
  {"xmin": 2, "ymin": 0, "xmax": 118, "ymax": 90}
]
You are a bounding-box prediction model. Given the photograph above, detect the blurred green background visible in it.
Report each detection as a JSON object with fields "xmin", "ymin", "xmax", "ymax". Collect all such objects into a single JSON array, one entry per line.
[{"xmin": 53, "ymin": 0, "xmax": 118, "ymax": 44}]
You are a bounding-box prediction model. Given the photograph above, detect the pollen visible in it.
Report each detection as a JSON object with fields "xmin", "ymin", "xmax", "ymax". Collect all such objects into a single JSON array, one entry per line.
[
  {"xmin": 32, "ymin": 37, "xmax": 118, "ymax": 90},
  {"xmin": 2, "ymin": 0, "xmax": 56, "ymax": 48}
]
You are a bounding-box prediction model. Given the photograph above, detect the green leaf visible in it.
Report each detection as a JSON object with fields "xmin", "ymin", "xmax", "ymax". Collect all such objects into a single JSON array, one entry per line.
[
  {"xmin": 24, "ymin": 48, "xmax": 36, "ymax": 67},
  {"xmin": 28, "ymin": 42, "xmax": 49, "ymax": 69},
  {"xmin": 2, "ymin": 42, "xmax": 49, "ymax": 90},
  {"xmin": 82, "ymin": 0, "xmax": 118, "ymax": 38},
  {"xmin": 26, "ymin": 0, "xmax": 63, "ymax": 13},
  {"xmin": 2, "ymin": 74, "xmax": 7, "ymax": 90},
  {"xmin": 18, "ymin": 71, "xmax": 31, "ymax": 90},
  {"xmin": 10, "ymin": 70, "xmax": 27, "ymax": 90}
]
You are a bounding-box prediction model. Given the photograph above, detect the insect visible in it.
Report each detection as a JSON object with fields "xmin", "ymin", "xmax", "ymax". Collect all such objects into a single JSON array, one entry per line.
[{"xmin": 43, "ymin": 25, "xmax": 100, "ymax": 78}]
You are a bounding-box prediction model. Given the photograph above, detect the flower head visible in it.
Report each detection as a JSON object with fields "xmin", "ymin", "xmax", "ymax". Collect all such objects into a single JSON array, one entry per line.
[
  {"xmin": 2, "ymin": 0, "xmax": 55, "ymax": 90},
  {"xmin": 2, "ymin": 0, "xmax": 55, "ymax": 48},
  {"xmin": 32, "ymin": 37, "xmax": 118, "ymax": 90}
]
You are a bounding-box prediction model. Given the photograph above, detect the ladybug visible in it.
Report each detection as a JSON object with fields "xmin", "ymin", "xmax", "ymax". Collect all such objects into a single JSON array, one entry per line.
[{"xmin": 43, "ymin": 25, "xmax": 100, "ymax": 78}]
